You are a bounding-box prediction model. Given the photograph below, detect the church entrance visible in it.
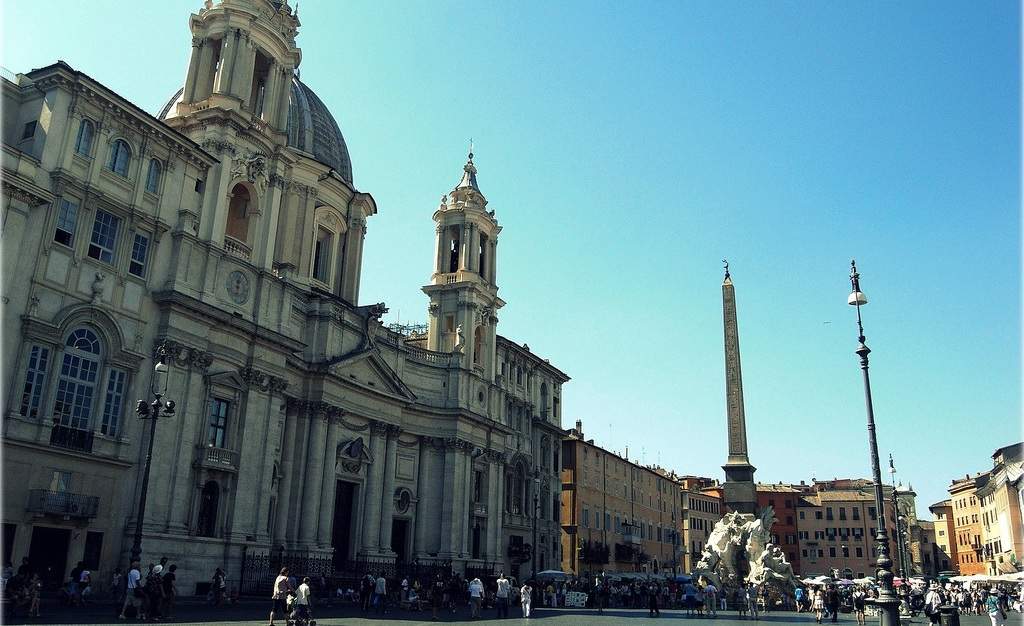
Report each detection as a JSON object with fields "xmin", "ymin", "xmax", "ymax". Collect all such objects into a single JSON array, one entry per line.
[
  {"xmin": 391, "ymin": 519, "xmax": 409, "ymax": 564},
  {"xmin": 332, "ymin": 481, "xmax": 357, "ymax": 570}
]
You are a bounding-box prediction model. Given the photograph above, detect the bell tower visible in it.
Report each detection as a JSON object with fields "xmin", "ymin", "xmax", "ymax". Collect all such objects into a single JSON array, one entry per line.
[
  {"xmin": 423, "ymin": 151, "xmax": 504, "ymax": 376},
  {"xmin": 168, "ymin": 0, "xmax": 301, "ymax": 135}
]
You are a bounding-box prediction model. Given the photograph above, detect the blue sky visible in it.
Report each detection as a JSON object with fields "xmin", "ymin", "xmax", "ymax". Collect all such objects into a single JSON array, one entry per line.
[{"xmin": 3, "ymin": 0, "xmax": 1019, "ymax": 514}]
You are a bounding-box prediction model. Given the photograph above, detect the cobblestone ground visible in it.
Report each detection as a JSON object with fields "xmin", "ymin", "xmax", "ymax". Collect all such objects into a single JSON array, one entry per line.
[{"xmin": 3, "ymin": 600, "xmax": 1020, "ymax": 626}]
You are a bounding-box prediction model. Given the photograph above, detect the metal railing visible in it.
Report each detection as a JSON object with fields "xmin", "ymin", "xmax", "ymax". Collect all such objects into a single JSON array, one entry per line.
[
  {"xmin": 49, "ymin": 424, "xmax": 94, "ymax": 453},
  {"xmin": 26, "ymin": 489, "xmax": 99, "ymax": 518}
]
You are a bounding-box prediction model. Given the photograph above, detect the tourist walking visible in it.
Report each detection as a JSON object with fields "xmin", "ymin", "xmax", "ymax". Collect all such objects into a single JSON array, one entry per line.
[
  {"xmin": 704, "ymin": 581, "xmax": 718, "ymax": 617},
  {"xmin": 211, "ymin": 567, "xmax": 227, "ymax": 607},
  {"xmin": 813, "ymin": 588, "xmax": 826, "ymax": 624},
  {"xmin": 496, "ymin": 572, "xmax": 511, "ymax": 618},
  {"xmin": 293, "ymin": 577, "xmax": 312, "ymax": 623},
  {"xmin": 853, "ymin": 587, "xmax": 866, "ymax": 625},
  {"xmin": 747, "ymin": 583, "xmax": 759, "ymax": 620},
  {"xmin": 520, "ymin": 581, "xmax": 533, "ymax": 618},
  {"xmin": 269, "ymin": 567, "xmax": 291, "ymax": 626},
  {"xmin": 647, "ymin": 580, "xmax": 661, "ymax": 617},
  {"xmin": 825, "ymin": 584, "xmax": 840, "ymax": 623},
  {"xmin": 987, "ymin": 591, "xmax": 1007, "ymax": 626},
  {"xmin": 161, "ymin": 564, "xmax": 177, "ymax": 618},
  {"xmin": 925, "ymin": 582, "xmax": 943, "ymax": 625},
  {"xmin": 118, "ymin": 560, "xmax": 142, "ymax": 620}
]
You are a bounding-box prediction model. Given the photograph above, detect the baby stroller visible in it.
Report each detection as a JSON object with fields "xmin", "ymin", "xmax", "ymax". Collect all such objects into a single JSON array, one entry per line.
[{"xmin": 286, "ymin": 592, "xmax": 316, "ymax": 626}]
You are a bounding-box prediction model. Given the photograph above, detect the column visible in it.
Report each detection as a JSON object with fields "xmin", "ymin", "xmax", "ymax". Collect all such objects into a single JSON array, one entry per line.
[
  {"xmin": 458, "ymin": 223, "xmax": 470, "ymax": 271},
  {"xmin": 493, "ymin": 463, "xmax": 505, "ymax": 561},
  {"xmin": 275, "ymin": 66, "xmax": 292, "ymax": 130},
  {"xmin": 193, "ymin": 40, "xmax": 214, "ymax": 101},
  {"xmin": 463, "ymin": 451, "xmax": 475, "ymax": 557},
  {"xmin": 237, "ymin": 39, "xmax": 257, "ymax": 110},
  {"xmin": 489, "ymin": 240, "xmax": 498, "ymax": 284},
  {"xmin": 413, "ymin": 439, "xmax": 429, "ymax": 556},
  {"xmin": 274, "ymin": 402, "xmax": 300, "ymax": 546},
  {"xmin": 299, "ymin": 410, "xmax": 328, "ymax": 547},
  {"xmin": 361, "ymin": 424, "xmax": 387, "ymax": 553},
  {"xmin": 453, "ymin": 447, "xmax": 468, "ymax": 558},
  {"xmin": 434, "ymin": 225, "xmax": 444, "ymax": 274},
  {"xmin": 468, "ymin": 223, "xmax": 479, "ymax": 272},
  {"xmin": 440, "ymin": 443, "xmax": 458, "ymax": 557},
  {"xmin": 262, "ymin": 60, "xmax": 280, "ymax": 123},
  {"xmin": 316, "ymin": 415, "xmax": 342, "ymax": 547},
  {"xmin": 183, "ymin": 38, "xmax": 203, "ymax": 104},
  {"xmin": 378, "ymin": 427, "xmax": 398, "ymax": 554},
  {"xmin": 287, "ymin": 412, "xmax": 310, "ymax": 545},
  {"xmin": 214, "ymin": 29, "xmax": 238, "ymax": 96},
  {"xmin": 486, "ymin": 457, "xmax": 499, "ymax": 561}
]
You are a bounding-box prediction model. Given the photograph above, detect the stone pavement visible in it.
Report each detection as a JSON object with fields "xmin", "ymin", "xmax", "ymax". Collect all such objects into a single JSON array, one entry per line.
[{"xmin": 2, "ymin": 600, "xmax": 1018, "ymax": 626}]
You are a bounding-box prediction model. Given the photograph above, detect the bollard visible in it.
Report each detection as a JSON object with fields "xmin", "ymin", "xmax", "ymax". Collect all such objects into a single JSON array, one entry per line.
[{"xmin": 938, "ymin": 605, "xmax": 960, "ymax": 626}]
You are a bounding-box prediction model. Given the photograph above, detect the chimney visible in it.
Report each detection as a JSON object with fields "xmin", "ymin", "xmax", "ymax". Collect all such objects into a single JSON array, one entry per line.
[
  {"xmin": 575, "ymin": 419, "xmax": 583, "ymax": 435},
  {"xmin": 625, "ymin": 446, "xmax": 629, "ymax": 460}
]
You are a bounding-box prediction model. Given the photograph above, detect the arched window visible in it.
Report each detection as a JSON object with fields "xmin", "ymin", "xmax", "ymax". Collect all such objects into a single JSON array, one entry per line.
[
  {"xmin": 226, "ymin": 183, "xmax": 251, "ymax": 242},
  {"xmin": 197, "ymin": 480, "xmax": 220, "ymax": 537},
  {"xmin": 145, "ymin": 159, "xmax": 162, "ymax": 193},
  {"xmin": 540, "ymin": 382, "xmax": 549, "ymax": 418},
  {"xmin": 473, "ymin": 326, "xmax": 483, "ymax": 365},
  {"xmin": 107, "ymin": 139, "xmax": 131, "ymax": 176},
  {"xmin": 75, "ymin": 119, "xmax": 94, "ymax": 156},
  {"xmin": 53, "ymin": 328, "xmax": 102, "ymax": 430}
]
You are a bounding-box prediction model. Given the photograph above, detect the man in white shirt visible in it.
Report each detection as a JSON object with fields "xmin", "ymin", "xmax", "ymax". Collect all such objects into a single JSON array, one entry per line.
[
  {"xmin": 118, "ymin": 561, "xmax": 142, "ymax": 619},
  {"xmin": 496, "ymin": 573, "xmax": 511, "ymax": 618},
  {"xmin": 469, "ymin": 577, "xmax": 484, "ymax": 618},
  {"xmin": 293, "ymin": 577, "xmax": 312, "ymax": 622}
]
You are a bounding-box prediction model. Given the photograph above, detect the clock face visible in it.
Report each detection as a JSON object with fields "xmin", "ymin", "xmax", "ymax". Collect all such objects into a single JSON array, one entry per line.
[{"xmin": 226, "ymin": 270, "xmax": 250, "ymax": 304}]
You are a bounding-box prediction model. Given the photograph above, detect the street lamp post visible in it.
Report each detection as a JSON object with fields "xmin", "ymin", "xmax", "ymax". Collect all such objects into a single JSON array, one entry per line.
[
  {"xmin": 888, "ymin": 455, "xmax": 909, "ymax": 580},
  {"xmin": 848, "ymin": 260, "xmax": 900, "ymax": 626},
  {"xmin": 129, "ymin": 347, "xmax": 176, "ymax": 564}
]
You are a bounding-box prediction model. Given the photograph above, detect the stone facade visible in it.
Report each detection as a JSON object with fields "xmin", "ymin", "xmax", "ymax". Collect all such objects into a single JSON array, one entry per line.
[
  {"xmin": 929, "ymin": 499, "xmax": 958, "ymax": 574},
  {"xmin": 2, "ymin": 0, "xmax": 568, "ymax": 594},
  {"xmin": 949, "ymin": 473, "xmax": 988, "ymax": 575}
]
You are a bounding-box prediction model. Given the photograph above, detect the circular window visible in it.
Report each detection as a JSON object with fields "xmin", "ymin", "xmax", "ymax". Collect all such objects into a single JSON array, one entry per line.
[{"xmin": 395, "ymin": 488, "xmax": 412, "ymax": 514}]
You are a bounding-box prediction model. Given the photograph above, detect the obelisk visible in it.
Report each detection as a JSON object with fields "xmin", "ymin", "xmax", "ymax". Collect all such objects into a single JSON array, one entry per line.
[{"xmin": 721, "ymin": 261, "xmax": 757, "ymax": 514}]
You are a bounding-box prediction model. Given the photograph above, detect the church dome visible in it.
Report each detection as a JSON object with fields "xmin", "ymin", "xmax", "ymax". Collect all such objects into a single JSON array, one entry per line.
[{"xmin": 157, "ymin": 76, "xmax": 353, "ymax": 184}]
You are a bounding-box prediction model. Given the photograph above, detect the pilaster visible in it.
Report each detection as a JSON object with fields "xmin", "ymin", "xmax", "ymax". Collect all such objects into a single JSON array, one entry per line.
[
  {"xmin": 298, "ymin": 406, "xmax": 328, "ymax": 547},
  {"xmin": 274, "ymin": 399, "xmax": 301, "ymax": 546},
  {"xmin": 378, "ymin": 425, "xmax": 400, "ymax": 554},
  {"xmin": 360, "ymin": 422, "xmax": 387, "ymax": 553},
  {"xmin": 317, "ymin": 411, "xmax": 344, "ymax": 547}
]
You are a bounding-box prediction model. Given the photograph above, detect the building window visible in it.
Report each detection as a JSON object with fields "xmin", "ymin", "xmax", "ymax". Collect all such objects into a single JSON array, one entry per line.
[
  {"xmin": 145, "ymin": 159, "xmax": 162, "ymax": 193},
  {"xmin": 312, "ymin": 226, "xmax": 333, "ymax": 283},
  {"xmin": 75, "ymin": 119, "xmax": 94, "ymax": 156},
  {"xmin": 583, "ymin": 507, "xmax": 589, "ymax": 528},
  {"xmin": 100, "ymin": 368, "xmax": 127, "ymax": 436},
  {"xmin": 196, "ymin": 481, "xmax": 220, "ymax": 537},
  {"xmin": 856, "ymin": 546, "xmax": 863, "ymax": 557},
  {"xmin": 21, "ymin": 121, "xmax": 36, "ymax": 140},
  {"xmin": 868, "ymin": 506, "xmax": 877, "ymax": 520},
  {"xmin": 207, "ymin": 398, "xmax": 229, "ymax": 448},
  {"xmin": 82, "ymin": 531, "xmax": 103, "ymax": 569},
  {"xmin": 853, "ymin": 508, "xmax": 860, "ymax": 520},
  {"xmin": 54, "ymin": 198, "xmax": 79, "ymax": 247},
  {"xmin": 129, "ymin": 233, "xmax": 150, "ymax": 278},
  {"xmin": 839, "ymin": 507, "xmax": 847, "ymax": 520},
  {"xmin": 225, "ymin": 184, "xmax": 251, "ymax": 242},
  {"xmin": 107, "ymin": 139, "xmax": 131, "ymax": 176},
  {"xmin": 19, "ymin": 345, "xmax": 51, "ymax": 418},
  {"xmin": 53, "ymin": 328, "xmax": 102, "ymax": 430},
  {"xmin": 815, "ymin": 511, "xmax": 823, "ymax": 520},
  {"xmin": 87, "ymin": 209, "xmax": 121, "ymax": 263}
]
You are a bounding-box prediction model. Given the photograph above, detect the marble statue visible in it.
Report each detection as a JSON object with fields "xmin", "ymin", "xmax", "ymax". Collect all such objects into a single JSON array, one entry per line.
[{"xmin": 695, "ymin": 506, "xmax": 799, "ymax": 595}]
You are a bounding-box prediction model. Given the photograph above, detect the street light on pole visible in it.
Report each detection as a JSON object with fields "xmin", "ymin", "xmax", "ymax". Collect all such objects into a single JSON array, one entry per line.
[
  {"xmin": 129, "ymin": 345, "xmax": 176, "ymax": 564},
  {"xmin": 848, "ymin": 260, "xmax": 901, "ymax": 626},
  {"xmin": 889, "ymin": 454, "xmax": 909, "ymax": 580}
]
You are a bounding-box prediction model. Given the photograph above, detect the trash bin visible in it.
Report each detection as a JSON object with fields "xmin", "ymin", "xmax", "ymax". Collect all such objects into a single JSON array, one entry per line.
[{"xmin": 938, "ymin": 605, "xmax": 960, "ymax": 626}]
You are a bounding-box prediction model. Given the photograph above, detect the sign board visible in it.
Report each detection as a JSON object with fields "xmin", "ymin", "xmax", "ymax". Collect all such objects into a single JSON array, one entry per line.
[{"xmin": 565, "ymin": 591, "xmax": 588, "ymax": 608}]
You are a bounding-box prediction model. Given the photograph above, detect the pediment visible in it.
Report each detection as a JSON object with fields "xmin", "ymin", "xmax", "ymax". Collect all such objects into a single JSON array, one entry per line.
[
  {"xmin": 327, "ymin": 348, "xmax": 417, "ymax": 401},
  {"xmin": 206, "ymin": 369, "xmax": 246, "ymax": 390}
]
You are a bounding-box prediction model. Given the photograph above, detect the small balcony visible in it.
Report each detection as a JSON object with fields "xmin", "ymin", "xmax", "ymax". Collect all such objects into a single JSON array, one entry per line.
[
  {"xmin": 223, "ymin": 236, "xmax": 251, "ymax": 260},
  {"xmin": 195, "ymin": 445, "xmax": 240, "ymax": 472},
  {"xmin": 49, "ymin": 424, "xmax": 94, "ymax": 453},
  {"xmin": 27, "ymin": 489, "xmax": 99, "ymax": 519}
]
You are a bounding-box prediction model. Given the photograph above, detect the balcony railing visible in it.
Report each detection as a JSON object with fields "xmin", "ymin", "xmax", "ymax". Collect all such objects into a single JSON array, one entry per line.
[
  {"xmin": 49, "ymin": 424, "xmax": 94, "ymax": 453},
  {"xmin": 27, "ymin": 489, "xmax": 99, "ymax": 518},
  {"xmin": 195, "ymin": 445, "xmax": 240, "ymax": 472},
  {"xmin": 223, "ymin": 236, "xmax": 252, "ymax": 260}
]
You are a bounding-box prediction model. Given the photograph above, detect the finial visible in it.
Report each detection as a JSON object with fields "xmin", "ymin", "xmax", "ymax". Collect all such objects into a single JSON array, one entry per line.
[
  {"xmin": 723, "ymin": 258, "xmax": 730, "ymax": 279},
  {"xmin": 468, "ymin": 138, "xmax": 474, "ymax": 162},
  {"xmin": 888, "ymin": 453, "xmax": 895, "ymax": 474}
]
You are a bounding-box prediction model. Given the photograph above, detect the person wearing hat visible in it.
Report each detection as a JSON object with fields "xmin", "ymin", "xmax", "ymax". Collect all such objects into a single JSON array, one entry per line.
[{"xmin": 924, "ymin": 582, "xmax": 943, "ymax": 624}]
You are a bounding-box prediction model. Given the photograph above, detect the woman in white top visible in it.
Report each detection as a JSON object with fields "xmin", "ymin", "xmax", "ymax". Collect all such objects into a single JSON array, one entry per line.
[
  {"xmin": 269, "ymin": 567, "xmax": 291, "ymax": 626},
  {"xmin": 520, "ymin": 582, "xmax": 533, "ymax": 618}
]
